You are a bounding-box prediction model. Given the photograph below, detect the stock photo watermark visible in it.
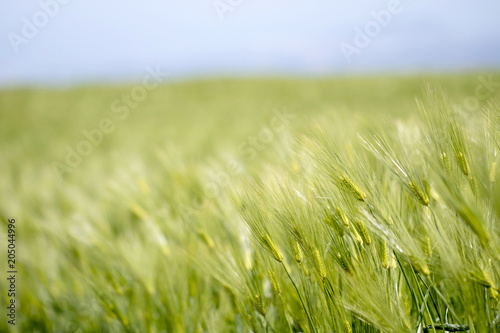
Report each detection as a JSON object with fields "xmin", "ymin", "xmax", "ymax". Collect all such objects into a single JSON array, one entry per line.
[
  {"xmin": 454, "ymin": 74, "xmax": 500, "ymax": 115},
  {"xmin": 339, "ymin": 0, "xmax": 408, "ymax": 64},
  {"xmin": 213, "ymin": 0, "xmax": 244, "ymax": 20},
  {"xmin": 51, "ymin": 66, "xmax": 169, "ymax": 181},
  {"xmin": 7, "ymin": 0, "xmax": 73, "ymax": 54},
  {"xmin": 180, "ymin": 106, "xmax": 296, "ymax": 219},
  {"xmin": 6, "ymin": 218, "xmax": 17, "ymax": 326},
  {"xmin": 203, "ymin": 107, "xmax": 295, "ymax": 198}
]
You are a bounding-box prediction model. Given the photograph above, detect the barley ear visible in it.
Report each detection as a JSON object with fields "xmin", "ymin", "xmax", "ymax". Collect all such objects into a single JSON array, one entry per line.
[
  {"xmin": 440, "ymin": 152, "xmax": 451, "ymax": 171},
  {"xmin": 336, "ymin": 252, "xmax": 352, "ymax": 274},
  {"xmin": 198, "ymin": 230, "xmax": 214, "ymax": 249},
  {"xmin": 336, "ymin": 207, "xmax": 349, "ymax": 226},
  {"xmin": 456, "ymin": 151, "xmax": 470, "ymax": 176},
  {"xmin": 268, "ymin": 269, "xmax": 281, "ymax": 295},
  {"xmin": 456, "ymin": 205, "xmax": 489, "ymax": 245},
  {"xmin": 355, "ymin": 220, "xmax": 371, "ymax": 245},
  {"xmin": 483, "ymin": 269, "xmax": 499, "ymax": 300},
  {"xmin": 254, "ymin": 294, "xmax": 266, "ymax": 316},
  {"xmin": 263, "ymin": 234, "xmax": 283, "ymax": 262},
  {"xmin": 338, "ymin": 174, "xmax": 367, "ymax": 202},
  {"xmin": 409, "ymin": 255, "xmax": 430, "ymax": 276},
  {"xmin": 292, "ymin": 240, "xmax": 304, "ymax": 264},
  {"xmin": 313, "ymin": 248, "xmax": 327, "ymax": 280},
  {"xmin": 349, "ymin": 225, "xmax": 363, "ymax": 245},
  {"xmin": 408, "ymin": 179, "xmax": 430, "ymax": 206},
  {"xmin": 423, "ymin": 236, "xmax": 432, "ymax": 258}
]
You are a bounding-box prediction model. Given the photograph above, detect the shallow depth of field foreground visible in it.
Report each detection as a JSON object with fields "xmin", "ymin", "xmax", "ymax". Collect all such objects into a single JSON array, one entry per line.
[{"xmin": 1, "ymin": 74, "xmax": 500, "ymax": 332}]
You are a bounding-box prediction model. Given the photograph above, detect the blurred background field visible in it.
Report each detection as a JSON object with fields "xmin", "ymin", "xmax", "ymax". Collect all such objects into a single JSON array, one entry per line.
[{"xmin": 2, "ymin": 73, "xmax": 499, "ymax": 164}]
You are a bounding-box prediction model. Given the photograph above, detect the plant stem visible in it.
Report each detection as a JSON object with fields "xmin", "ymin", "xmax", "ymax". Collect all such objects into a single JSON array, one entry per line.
[{"xmin": 282, "ymin": 262, "xmax": 317, "ymax": 333}]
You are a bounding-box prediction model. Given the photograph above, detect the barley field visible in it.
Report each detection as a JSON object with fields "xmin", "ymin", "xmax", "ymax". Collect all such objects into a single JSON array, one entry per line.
[{"xmin": 1, "ymin": 74, "xmax": 500, "ymax": 332}]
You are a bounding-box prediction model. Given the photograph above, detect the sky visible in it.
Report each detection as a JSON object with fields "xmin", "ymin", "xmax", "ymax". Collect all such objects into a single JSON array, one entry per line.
[{"xmin": 1, "ymin": 0, "xmax": 500, "ymax": 87}]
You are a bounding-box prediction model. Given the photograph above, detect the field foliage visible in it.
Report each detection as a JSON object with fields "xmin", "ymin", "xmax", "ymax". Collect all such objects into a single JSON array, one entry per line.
[{"xmin": 1, "ymin": 74, "xmax": 500, "ymax": 332}]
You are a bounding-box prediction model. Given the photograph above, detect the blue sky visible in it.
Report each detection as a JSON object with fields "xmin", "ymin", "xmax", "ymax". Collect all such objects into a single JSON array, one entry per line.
[{"xmin": 1, "ymin": 0, "xmax": 500, "ymax": 87}]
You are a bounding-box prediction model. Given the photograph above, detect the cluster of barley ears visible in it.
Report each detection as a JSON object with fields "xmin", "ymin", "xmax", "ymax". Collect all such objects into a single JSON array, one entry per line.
[{"xmin": 214, "ymin": 88, "xmax": 500, "ymax": 332}]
